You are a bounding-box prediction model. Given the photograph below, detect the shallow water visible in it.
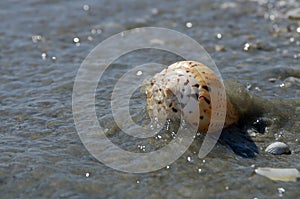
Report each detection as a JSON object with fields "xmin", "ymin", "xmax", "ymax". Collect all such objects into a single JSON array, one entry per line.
[{"xmin": 1, "ymin": 0, "xmax": 299, "ymax": 198}]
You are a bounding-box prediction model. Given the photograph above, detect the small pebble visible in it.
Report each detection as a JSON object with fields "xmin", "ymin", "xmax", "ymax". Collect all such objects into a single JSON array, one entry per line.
[
  {"xmin": 268, "ymin": 78, "xmax": 277, "ymax": 83},
  {"xmin": 247, "ymin": 35, "xmax": 255, "ymax": 40},
  {"xmin": 265, "ymin": 142, "xmax": 291, "ymax": 155},
  {"xmin": 215, "ymin": 45, "xmax": 226, "ymax": 52}
]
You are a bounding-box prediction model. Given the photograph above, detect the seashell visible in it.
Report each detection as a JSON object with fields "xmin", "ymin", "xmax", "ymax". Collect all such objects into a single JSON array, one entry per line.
[
  {"xmin": 144, "ymin": 61, "xmax": 239, "ymax": 133},
  {"xmin": 255, "ymin": 167, "xmax": 300, "ymax": 182},
  {"xmin": 265, "ymin": 142, "xmax": 291, "ymax": 155}
]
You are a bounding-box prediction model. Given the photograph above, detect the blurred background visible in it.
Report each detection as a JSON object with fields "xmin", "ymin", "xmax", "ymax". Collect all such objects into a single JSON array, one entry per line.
[{"xmin": 0, "ymin": 0, "xmax": 299, "ymax": 198}]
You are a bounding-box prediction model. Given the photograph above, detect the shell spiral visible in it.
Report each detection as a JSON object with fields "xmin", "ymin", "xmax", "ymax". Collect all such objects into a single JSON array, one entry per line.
[{"xmin": 144, "ymin": 61, "xmax": 239, "ymax": 133}]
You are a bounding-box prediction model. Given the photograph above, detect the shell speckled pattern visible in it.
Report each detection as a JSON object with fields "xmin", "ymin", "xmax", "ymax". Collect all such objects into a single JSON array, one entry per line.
[{"xmin": 145, "ymin": 61, "xmax": 239, "ymax": 133}]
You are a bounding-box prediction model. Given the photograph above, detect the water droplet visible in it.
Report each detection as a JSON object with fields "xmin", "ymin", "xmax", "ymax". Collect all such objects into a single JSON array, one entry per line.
[
  {"xmin": 85, "ymin": 172, "xmax": 90, "ymax": 177},
  {"xmin": 277, "ymin": 187, "xmax": 285, "ymax": 197},
  {"xmin": 166, "ymin": 165, "xmax": 170, "ymax": 169},
  {"xmin": 246, "ymin": 83, "xmax": 252, "ymax": 90},
  {"xmin": 202, "ymin": 160, "xmax": 206, "ymax": 164},
  {"xmin": 51, "ymin": 56, "xmax": 56, "ymax": 62},
  {"xmin": 136, "ymin": 71, "xmax": 143, "ymax": 76},
  {"xmin": 289, "ymin": 37, "xmax": 295, "ymax": 43},
  {"xmin": 171, "ymin": 131, "xmax": 176, "ymax": 138},
  {"xmin": 73, "ymin": 37, "xmax": 80, "ymax": 43},
  {"xmin": 198, "ymin": 168, "xmax": 202, "ymax": 173},
  {"xmin": 186, "ymin": 22, "xmax": 193, "ymax": 28},
  {"xmin": 282, "ymin": 49, "xmax": 288, "ymax": 54},
  {"xmin": 32, "ymin": 35, "xmax": 43, "ymax": 43},
  {"xmin": 243, "ymin": 43, "xmax": 251, "ymax": 51},
  {"xmin": 136, "ymin": 180, "xmax": 140, "ymax": 184},
  {"xmin": 151, "ymin": 8, "xmax": 158, "ymax": 15},
  {"xmin": 216, "ymin": 33, "xmax": 222, "ymax": 39},
  {"xmin": 97, "ymin": 29, "xmax": 102, "ymax": 34},
  {"xmin": 254, "ymin": 86, "xmax": 262, "ymax": 91},
  {"xmin": 73, "ymin": 37, "xmax": 80, "ymax": 46},
  {"xmin": 251, "ymin": 164, "xmax": 256, "ymax": 168},
  {"xmin": 187, "ymin": 156, "xmax": 192, "ymax": 162},
  {"xmin": 41, "ymin": 52, "xmax": 47, "ymax": 60},
  {"xmin": 225, "ymin": 186, "xmax": 229, "ymax": 190},
  {"xmin": 87, "ymin": 36, "xmax": 93, "ymax": 41},
  {"xmin": 83, "ymin": 5, "xmax": 90, "ymax": 11},
  {"xmin": 296, "ymin": 27, "xmax": 300, "ymax": 33}
]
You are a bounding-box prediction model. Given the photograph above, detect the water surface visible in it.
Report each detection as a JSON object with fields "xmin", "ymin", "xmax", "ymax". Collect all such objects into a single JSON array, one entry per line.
[{"xmin": 0, "ymin": 0, "xmax": 299, "ymax": 198}]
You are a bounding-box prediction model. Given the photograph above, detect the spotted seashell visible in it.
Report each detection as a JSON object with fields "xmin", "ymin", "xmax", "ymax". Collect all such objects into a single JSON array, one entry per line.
[
  {"xmin": 144, "ymin": 61, "xmax": 239, "ymax": 133},
  {"xmin": 265, "ymin": 142, "xmax": 291, "ymax": 155}
]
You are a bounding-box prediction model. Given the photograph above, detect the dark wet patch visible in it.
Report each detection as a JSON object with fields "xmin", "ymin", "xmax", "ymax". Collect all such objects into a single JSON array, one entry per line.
[{"xmin": 219, "ymin": 126, "xmax": 259, "ymax": 158}]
